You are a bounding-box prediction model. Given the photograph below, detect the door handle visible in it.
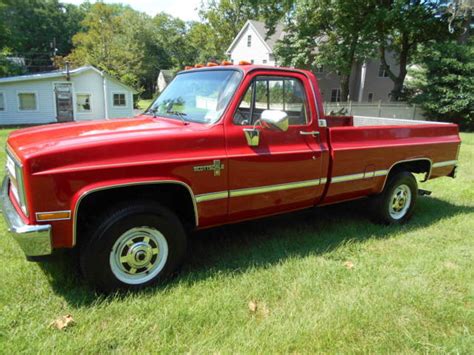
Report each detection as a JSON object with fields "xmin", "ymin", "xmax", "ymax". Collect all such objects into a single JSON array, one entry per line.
[{"xmin": 299, "ymin": 131, "xmax": 320, "ymax": 136}]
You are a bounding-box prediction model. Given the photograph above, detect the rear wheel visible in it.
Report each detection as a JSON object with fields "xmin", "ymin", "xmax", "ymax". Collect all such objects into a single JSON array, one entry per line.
[
  {"xmin": 371, "ymin": 171, "xmax": 418, "ymax": 224},
  {"xmin": 80, "ymin": 201, "xmax": 187, "ymax": 292}
]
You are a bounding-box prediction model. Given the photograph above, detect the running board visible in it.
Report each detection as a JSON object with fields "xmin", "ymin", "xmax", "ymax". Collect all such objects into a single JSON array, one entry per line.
[{"xmin": 418, "ymin": 189, "xmax": 432, "ymax": 196}]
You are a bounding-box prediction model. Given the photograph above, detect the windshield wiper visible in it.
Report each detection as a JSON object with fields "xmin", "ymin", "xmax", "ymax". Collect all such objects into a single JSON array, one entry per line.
[
  {"xmin": 144, "ymin": 108, "xmax": 157, "ymax": 118},
  {"xmin": 166, "ymin": 110, "xmax": 189, "ymax": 125}
]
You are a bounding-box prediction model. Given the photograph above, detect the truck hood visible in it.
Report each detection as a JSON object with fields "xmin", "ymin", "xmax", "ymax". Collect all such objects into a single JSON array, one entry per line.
[{"xmin": 7, "ymin": 115, "xmax": 196, "ymax": 160}]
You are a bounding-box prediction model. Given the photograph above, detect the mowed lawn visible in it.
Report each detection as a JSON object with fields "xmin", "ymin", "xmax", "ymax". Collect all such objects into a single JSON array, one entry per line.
[{"xmin": 0, "ymin": 128, "xmax": 473, "ymax": 353}]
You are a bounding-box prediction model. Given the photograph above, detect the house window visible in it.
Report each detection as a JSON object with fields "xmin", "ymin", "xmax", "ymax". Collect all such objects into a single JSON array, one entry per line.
[
  {"xmin": 247, "ymin": 35, "xmax": 252, "ymax": 47},
  {"xmin": 368, "ymin": 92, "xmax": 374, "ymax": 102},
  {"xmin": 113, "ymin": 93, "xmax": 126, "ymax": 107},
  {"xmin": 378, "ymin": 64, "xmax": 389, "ymax": 77},
  {"xmin": 18, "ymin": 92, "xmax": 37, "ymax": 111},
  {"xmin": 263, "ymin": 59, "xmax": 267, "ymax": 64},
  {"xmin": 330, "ymin": 89, "xmax": 341, "ymax": 102},
  {"xmin": 0, "ymin": 92, "xmax": 5, "ymax": 111},
  {"xmin": 76, "ymin": 94, "xmax": 91, "ymax": 112}
]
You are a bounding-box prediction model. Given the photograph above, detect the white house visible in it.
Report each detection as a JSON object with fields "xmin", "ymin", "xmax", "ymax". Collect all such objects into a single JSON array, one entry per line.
[
  {"xmin": 227, "ymin": 20, "xmax": 399, "ymax": 103},
  {"xmin": 226, "ymin": 20, "xmax": 285, "ymax": 66},
  {"xmin": 157, "ymin": 69, "xmax": 175, "ymax": 93},
  {"xmin": 0, "ymin": 66, "xmax": 137, "ymax": 125}
]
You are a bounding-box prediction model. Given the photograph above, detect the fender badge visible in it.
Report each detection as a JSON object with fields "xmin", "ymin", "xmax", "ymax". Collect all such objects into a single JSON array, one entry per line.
[{"xmin": 193, "ymin": 160, "xmax": 224, "ymax": 176}]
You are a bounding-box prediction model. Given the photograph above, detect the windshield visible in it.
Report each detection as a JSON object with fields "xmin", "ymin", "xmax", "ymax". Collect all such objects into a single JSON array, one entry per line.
[{"xmin": 147, "ymin": 70, "xmax": 242, "ymax": 124}]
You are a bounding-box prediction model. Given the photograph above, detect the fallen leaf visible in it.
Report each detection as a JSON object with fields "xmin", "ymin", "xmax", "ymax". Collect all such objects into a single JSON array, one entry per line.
[
  {"xmin": 248, "ymin": 300, "xmax": 269, "ymax": 318},
  {"xmin": 344, "ymin": 261, "xmax": 355, "ymax": 270},
  {"xmin": 444, "ymin": 261, "xmax": 458, "ymax": 269},
  {"xmin": 49, "ymin": 315, "xmax": 75, "ymax": 330}
]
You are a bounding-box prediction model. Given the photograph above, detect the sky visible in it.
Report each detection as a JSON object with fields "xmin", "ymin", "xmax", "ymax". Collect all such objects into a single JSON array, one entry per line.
[{"xmin": 61, "ymin": 0, "xmax": 202, "ymax": 21}]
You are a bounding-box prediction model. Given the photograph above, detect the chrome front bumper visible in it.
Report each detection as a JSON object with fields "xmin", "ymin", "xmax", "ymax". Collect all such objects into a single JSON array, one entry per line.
[{"xmin": 0, "ymin": 177, "xmax": 52, "ymax": 256}]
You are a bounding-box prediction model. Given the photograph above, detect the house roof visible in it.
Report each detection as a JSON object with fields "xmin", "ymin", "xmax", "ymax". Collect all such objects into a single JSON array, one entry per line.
[
  {"xmin": 226, "ymin": 19, "xmax": 285, "ymax": 54},
  {"xmin": 0, "ymin": 65, "xmax": 137, "ymax": 93}
]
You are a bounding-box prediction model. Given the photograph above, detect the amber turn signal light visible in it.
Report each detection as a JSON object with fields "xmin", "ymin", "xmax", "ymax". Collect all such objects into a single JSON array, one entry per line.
[
  {"xmin": 207, "ymin": 62, "xmax": 218, "ymax": 67},
  {"xmin": 36, "ymin": 211, "xmax": 71, "ymax": 221},
  {"xmin": 221, "ymin": 60, "xmax": 233, "ymax": 65},
  {"xmin": 239, "ymin": 60, "xmax": 252, "ymax": 65},
  {"xmin": 194, "ymin": 63, "xmax": 204, "ymax": 68}
]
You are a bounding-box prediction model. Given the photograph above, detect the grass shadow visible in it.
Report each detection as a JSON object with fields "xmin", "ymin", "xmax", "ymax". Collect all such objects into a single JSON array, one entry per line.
[{"xmin": 37, "ymin": 196, "xmax": 474, "ymax": 307}]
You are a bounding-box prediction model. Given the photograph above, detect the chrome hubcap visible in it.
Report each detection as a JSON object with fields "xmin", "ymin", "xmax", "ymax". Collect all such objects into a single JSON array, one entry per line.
[
  {"xmin": 109, "ymin": 227, "xmax": 168, "ymax": 285},
  {"xmin": 389, "ymin": 184, "xmax": 412, "ymax": 220}
]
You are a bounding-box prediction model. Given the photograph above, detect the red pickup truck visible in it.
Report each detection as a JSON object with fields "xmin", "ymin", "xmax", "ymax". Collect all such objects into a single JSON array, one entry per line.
[{"xmin": 1, "ymin": 64, "xmax": 460, "ymax": 291}]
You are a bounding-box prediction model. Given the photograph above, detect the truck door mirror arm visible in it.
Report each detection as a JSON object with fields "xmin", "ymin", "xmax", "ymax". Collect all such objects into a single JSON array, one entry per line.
[{"xmin": 243, "ymin": 110, "xmax": 289, "ymax": 147}]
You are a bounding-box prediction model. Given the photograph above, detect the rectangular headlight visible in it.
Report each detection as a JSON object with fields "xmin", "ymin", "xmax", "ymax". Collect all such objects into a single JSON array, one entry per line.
[{"xmin": 6, "ymin": 149, "xmax": 28, "ymax": 216}]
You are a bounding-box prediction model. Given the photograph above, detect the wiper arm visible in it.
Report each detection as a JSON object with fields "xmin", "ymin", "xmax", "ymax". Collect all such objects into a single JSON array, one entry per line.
[
  {"xmin": 166, "ymin": 110, "xmax": 189, "ymax": 125},
  {"xmin": 145, "ymin": 108, "xmax": 157, "ymax": 118}
]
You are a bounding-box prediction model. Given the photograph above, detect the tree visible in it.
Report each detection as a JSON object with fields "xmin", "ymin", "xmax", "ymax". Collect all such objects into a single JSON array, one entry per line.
[
  {"xmin": 0, "ymin": 0, "xmax": 86, "ymax": 72},
  {"xmin": 268, "ymin": 0, "xmax": 377, "ymax": 101},
  {"xmin": 0, "ymin": 48, "xmax": 26, "ymax": 76},
  {"xmin": 407, "ymin": 40, "xmax": 474, "ymax": 131},
  {"xmin": 374, "ymin": 0, "xmax": 452, "ymax": 101},
  {"xmin": 66, "ymin": 3, "xmax": 145, "ymax": 90},
  {"xmin": 186, "ymin": 21, "xmax": 223, "ymax": 64}
]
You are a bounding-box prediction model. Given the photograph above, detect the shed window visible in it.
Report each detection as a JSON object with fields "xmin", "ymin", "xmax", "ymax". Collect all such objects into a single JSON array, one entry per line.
[
  {"xmin": 77, "ymin": 94, "xmax": 91, "ymax": 112},
  {"xmin": 247, "ymin": 35, "xmax": 252, "ymax": 47},
  {"xmin": 18, "ymin": 93, "xmax": 37, "ymax": 111},
  {"xmin": 113, "ymin": 93, "xmax": 126, "ymax": 107},
  {"xmin": 0, "ymin": 93, "xmax": 4, "ymax": 111}
]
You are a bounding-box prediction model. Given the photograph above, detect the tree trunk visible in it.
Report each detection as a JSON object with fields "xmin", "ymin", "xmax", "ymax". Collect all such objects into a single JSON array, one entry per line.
[
  {"xmin": 340, "ymin": 74, "xmax": 351, "ymax": 102},
  {"xmin": 340, "ymin": 34, "xmax": 358, "ymax": 102},
  {"xmin": 380, "ymin": 33, "xmax": 409, "ymax": 102},
  {"xmin": 458, "ymin": 8, "xmax": 472, "ymax": 45}
]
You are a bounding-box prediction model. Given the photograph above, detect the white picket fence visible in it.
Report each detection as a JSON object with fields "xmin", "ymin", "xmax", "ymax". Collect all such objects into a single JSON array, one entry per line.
[{"xmin": 324, "ymin": 101, "xmax": 425, "ymax": 120}]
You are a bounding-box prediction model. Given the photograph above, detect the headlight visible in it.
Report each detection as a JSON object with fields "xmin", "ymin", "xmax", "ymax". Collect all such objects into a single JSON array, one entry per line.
[{"xmin": 6, "ymin": 149, "xmax": 28, "ymax": 216}]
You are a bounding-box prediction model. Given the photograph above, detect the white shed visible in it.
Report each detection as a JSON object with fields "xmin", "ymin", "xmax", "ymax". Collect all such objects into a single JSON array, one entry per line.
[{"xmin": 0, "ymin": 66, "xmax": 137, "ymax": 125}]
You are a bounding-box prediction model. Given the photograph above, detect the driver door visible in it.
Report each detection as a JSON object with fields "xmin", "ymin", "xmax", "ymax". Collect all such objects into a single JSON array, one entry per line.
[{"xmin": 225, "ymin": 71, "xmax": 325, "ymax": 221}]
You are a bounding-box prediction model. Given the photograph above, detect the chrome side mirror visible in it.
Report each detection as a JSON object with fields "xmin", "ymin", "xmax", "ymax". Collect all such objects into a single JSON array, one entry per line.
[{"xmin": 260, "ymin": 110, "xmax": 289, "ymax": 132}]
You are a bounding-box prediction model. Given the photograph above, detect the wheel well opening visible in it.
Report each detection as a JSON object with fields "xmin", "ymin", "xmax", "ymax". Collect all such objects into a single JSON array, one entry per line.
[
  {"xmin": 75, "ymin": 184, "xmax": 197, "ymax": 246},
  {"xmin": 389, "ymin": 160, "xmax": 431, "ymax": 177}
]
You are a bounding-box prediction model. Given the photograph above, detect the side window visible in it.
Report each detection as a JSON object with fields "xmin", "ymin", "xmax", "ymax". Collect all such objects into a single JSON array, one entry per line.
[{"xmin": 233, "ymin": 76, "xmax": 309, "ymax": 126}]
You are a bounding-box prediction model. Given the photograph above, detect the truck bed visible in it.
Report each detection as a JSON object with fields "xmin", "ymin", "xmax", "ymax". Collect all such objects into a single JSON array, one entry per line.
[
  {"xmin": 321, "ymin": 115, "xmax": 460, "ymax": 204},
  {"xmin": 325, "ymin": 115, "xmax": 453, "ymax": 127}
]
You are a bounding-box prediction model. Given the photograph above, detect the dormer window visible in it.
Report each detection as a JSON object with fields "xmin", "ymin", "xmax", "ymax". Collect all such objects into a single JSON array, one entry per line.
[{"xmin": 247, "ymin": 35, "xmax": 252, "ymax": 47}]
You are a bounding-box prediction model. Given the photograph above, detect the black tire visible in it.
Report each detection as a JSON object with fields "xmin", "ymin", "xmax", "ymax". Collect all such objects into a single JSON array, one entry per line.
[
  {"xmin": 370, "ymin": 171, "xmax": 418, "ymax": 225},
  {"xmin": 79, "ymin": 200, "xmax": 187, "ymax": 293}
]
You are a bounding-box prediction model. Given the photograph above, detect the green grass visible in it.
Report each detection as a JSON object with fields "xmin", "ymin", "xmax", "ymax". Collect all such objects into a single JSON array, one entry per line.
[
  {"xmin": 137, "ymin": 99, "xmax": 153, "ymax": 111},
  {"xmin": 0, "ymin": 129, "xmax": 473, "ymax": 353}
]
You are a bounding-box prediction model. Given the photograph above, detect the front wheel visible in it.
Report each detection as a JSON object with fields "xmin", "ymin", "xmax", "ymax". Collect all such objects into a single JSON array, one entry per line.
[
  {"xmin": 370, "ymin": 171, "xmax": 418, "ymax": 224},
  {"xmin": 80, "ymin": 201, "xmax": 187, "ymax": 292}
]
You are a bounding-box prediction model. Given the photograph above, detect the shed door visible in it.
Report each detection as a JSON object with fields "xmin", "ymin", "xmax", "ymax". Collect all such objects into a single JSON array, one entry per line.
[{"xmin": 54, "ymin": 83, "xmax": 74, "ymax": 122}]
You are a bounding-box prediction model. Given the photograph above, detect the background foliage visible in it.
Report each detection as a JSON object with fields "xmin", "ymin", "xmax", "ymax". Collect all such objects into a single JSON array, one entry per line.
[{"xmin": 0, "ymin": 0, "xmax": 472, "ymax": 125}]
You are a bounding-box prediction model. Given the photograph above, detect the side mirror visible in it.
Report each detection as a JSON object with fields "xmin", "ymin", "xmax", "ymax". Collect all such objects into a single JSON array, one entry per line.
[{"xmin": 260, "ymin": 110, "xmax": 289, "ymax": 132}]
